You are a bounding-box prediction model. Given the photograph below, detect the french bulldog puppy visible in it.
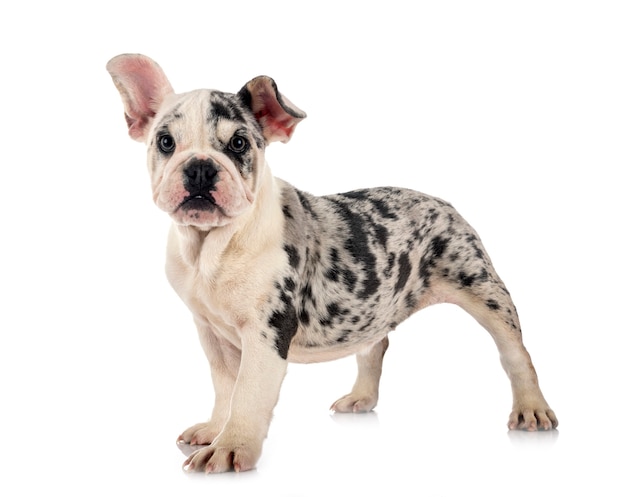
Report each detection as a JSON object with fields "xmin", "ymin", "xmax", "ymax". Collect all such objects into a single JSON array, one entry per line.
[{"xmin": 107, "ymin": 54, "xmax": 558, "ymax": 473}]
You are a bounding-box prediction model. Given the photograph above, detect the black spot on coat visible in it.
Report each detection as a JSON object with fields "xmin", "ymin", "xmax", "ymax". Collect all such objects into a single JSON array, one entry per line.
[
  {"xmin": 459, "ymin": 271, "xmax": 476, "ymax": 287},
  {"xmin": 394, "ymin": 252, "xmax": 412, "ymax": 294},
  {"xmin": 431, "ymin": 236, "xmax": 449, "ymax": 259},
  {"xmin": 296, "ymin": 190, "xmax": 318, "ymax": 220},
  {"xmin": 327, "ymin": 199, "xmax": 381, "ymax": 299},
  {"xmin": 284, "ymin": 244, "xmax": 301, "ymax": 269},
  {"xmin": 418, "ymin": 236, "xmax": 450, "ymax": 287},
  {"xmin": 486, "ymin": 299, "xmax": 500, "ymax": 310},
  {"xmin": 270, "ymin": 291, "xmax": 298, "ymax": 360}
]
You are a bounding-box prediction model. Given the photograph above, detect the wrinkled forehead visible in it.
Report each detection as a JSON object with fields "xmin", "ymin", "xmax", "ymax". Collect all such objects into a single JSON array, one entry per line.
[{"xmin": 152, "ymin": 89, "xmax": 264, "ymax": 146}]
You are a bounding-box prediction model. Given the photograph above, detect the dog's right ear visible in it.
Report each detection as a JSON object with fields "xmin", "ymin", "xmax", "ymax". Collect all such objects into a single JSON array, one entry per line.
[{"xmin": 106, "ymin": 54, "xmax": 174, "ymax": 142}]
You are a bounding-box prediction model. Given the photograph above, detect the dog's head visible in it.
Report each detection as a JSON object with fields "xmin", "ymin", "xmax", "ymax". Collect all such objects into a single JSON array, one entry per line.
[{"xmin": 107, "ymin": 54, "xmax": 306, "ymax": 230}]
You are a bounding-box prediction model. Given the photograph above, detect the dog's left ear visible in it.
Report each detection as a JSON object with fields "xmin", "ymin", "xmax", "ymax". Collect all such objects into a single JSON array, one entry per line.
[{"xmin": 238, "ymin": 76, "xmax": 306, "ymax": 144}]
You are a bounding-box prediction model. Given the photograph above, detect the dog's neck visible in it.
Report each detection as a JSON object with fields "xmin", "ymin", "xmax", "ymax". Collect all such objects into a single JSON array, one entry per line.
[{"xmin": 174, "ymin": 163, "xmax": 282, "ymax": 280}]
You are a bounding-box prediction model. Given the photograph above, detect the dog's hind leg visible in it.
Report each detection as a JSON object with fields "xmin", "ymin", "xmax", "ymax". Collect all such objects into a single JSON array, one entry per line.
[
  {"xmin": 446, "ymin": 279, "xmax": 558, "ymax": 431},
  {"xmin": 331, "ymin": 336, "xmax": 389, "ymax": 413}
]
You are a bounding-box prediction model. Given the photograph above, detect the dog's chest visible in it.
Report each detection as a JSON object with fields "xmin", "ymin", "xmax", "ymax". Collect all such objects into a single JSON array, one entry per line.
[
  {"xmin": 168, "ymin": 266, "xmax": 242, "ymax": 346},
  {"xmin": 165, "ymin": 229, "xmax": 288, "ymax": 349}
]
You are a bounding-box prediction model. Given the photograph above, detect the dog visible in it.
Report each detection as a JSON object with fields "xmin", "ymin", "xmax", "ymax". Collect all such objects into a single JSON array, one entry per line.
[{"xmin": 107, "ymin": 54, "xmax": 558, "ymax": 473}]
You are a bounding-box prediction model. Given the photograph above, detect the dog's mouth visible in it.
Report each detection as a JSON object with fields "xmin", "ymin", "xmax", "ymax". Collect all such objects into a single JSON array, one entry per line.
[{"xmin": 178, "ymin": 193, "xmax": 217, "ymax": 212}]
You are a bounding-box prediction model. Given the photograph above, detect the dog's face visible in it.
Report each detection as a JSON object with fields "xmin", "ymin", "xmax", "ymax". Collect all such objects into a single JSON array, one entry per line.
[
  {"xmin": 107, "ymin": 54, "xmax": 306, "ymax": 230},
  {"xmin": 147, "ymin": 89, "xmax": 265, "ymax": 228}
]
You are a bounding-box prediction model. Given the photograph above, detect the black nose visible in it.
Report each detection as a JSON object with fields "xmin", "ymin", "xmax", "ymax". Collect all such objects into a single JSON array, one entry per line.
[{"xmin": 184, "ymin": 159, "xmax": 219, "ymax": 191}]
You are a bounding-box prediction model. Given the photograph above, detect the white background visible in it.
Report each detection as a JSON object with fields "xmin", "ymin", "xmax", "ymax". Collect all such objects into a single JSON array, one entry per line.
[{"xmin": 1, "ymin": 1, "xmax": 625, "ymax": 495}]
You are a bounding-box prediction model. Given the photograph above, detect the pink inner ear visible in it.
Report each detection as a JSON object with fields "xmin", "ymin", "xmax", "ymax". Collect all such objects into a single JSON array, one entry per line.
[
  {"xmin": 121, "ymin": 59, "xmax": 166, "ymax": 117},
  {"xmin": 125, "ymin": 112, "xmax": 151, "ymax": 141},
  {"xmin": 255, "ymin": 109, "xmax": 295, "ymax": 141},
  {"xmin": 107, "ymin": 54, "xmax": 174, "ymax": 141},
  {"xmin": 268, "ymin": 118, "xmax": 296, "ymax": 141},
  {"xmin": 254, "ymin": 88, "xmax": 302, "ymax": 143}
]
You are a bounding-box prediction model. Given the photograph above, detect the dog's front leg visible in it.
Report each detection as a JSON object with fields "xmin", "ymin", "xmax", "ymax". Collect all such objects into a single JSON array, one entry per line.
[
  {"xmin": 183, "ymin": 330, "xmax": 288, "ymax": 473},
  {"xmin": 178, "ymin": 323, "xmax": 240, "ymax": 445}
]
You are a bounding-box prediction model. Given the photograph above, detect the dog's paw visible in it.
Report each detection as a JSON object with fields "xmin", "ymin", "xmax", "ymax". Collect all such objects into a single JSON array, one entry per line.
[
  {"xmin": 330, "ymin": 393, "xmax": 377, "ymax": 413},
  {"xmin": 177, "ymin": 421, "xmax": 222, "ymax": 445},
  {"xmin": 182, "ymin": 435, "xmax": 262, "ymax": 473},
  {"xmin": 508, "ymin": 406, "xmax": 558, "ymax": 431}
]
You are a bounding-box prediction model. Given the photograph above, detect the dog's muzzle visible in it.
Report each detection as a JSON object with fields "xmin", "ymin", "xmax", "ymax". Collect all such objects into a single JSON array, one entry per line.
[{"xmin": 180, "ymin": 158, "xmax": 220, "ymax": 211}]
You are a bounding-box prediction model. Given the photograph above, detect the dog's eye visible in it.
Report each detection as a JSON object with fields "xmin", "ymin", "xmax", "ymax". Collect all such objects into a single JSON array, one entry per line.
[
  {"xmin": 158, "ymin": 134, "xmax": 176, "ymax": 154},
  {"xmin": 229, "ymin": 135, "xmax": 248, "ymax": 154}
]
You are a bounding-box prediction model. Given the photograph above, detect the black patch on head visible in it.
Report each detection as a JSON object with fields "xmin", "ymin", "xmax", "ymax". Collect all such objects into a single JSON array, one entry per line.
[
  {"xmin": 237, "ymin": 86, "xmax": 253, "ymax": 110},
  {"xmin": 219, "ymin": 128, "xmax": 255, "ymax": 177},
  {"xmin": 270, "ymin": 290, "xmax": 298, "ymax": 360},
  {"xmin": 209, "ymin": 90, "xmax": 265, "ymax": 150},
  {"xmin": 153, "ymin": 102, "xmax": 184, "ymax": 133},
  {"xmin": 209, "ymin": 91, "xmax": 246, "ymax": 123},
  {"xmin": 202, "ymin": 92, "xmax": 258, "ymax": 176},
  {"xmin": 394, "ymin": 251, "xmax": 412, "ymax": 295},
  {"xmin": 211, "ymin": 99, "xmax": 235, "ymax": 122}
]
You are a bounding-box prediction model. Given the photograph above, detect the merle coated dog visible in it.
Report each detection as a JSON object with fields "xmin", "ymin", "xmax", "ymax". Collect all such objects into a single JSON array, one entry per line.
[{"xmin": 107, "ymin": 54, "xmax": 558, "ymax": 473}]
